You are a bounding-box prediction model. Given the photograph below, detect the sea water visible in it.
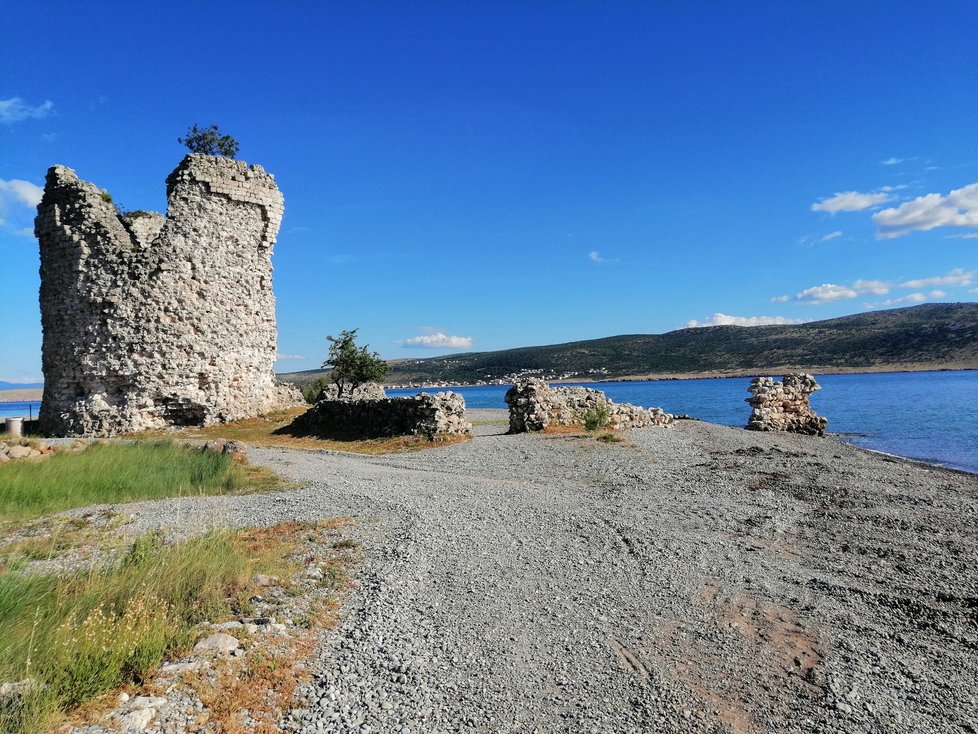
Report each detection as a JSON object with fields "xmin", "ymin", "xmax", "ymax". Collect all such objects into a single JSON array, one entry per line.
[
  {"xmin": 390, "ymin": 370, "xmax": 978, "ymax": 474},
  {"xmin": 4, "ymin": 371, "xmax": 975, "ymax": 473}
]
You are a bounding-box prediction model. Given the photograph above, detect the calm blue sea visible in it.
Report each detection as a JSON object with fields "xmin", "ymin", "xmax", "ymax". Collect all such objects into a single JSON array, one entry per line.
[
  {"xmin": 389, "ymin": 371, "xmax": 978, "ymax": 474},
  {"xmin": 3, "ymin": 371, "xmax": 975, "ymax": 473}
]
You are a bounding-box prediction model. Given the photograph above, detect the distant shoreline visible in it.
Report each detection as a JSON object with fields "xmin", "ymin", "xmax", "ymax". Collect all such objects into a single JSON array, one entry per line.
[{"xmin": 3, "ymin": 364, "xmax": 976, "ymax": 403}]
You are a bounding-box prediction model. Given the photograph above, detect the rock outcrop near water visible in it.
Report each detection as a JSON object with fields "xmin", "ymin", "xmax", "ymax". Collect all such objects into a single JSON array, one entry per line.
[
  {"xmin": 745, "ymin": 373, "xmax": 828, "ymax": 435},
  {"xmin": 35, "ymin": 155, "xmax": 294, "ymax": 436},
  {"xmin": 505, "ymin": 378, "xmax": 672, "ymax": 433},
  {"xmin": 286, "ymin": 392, "xmax": 472, "ymax": 440}
]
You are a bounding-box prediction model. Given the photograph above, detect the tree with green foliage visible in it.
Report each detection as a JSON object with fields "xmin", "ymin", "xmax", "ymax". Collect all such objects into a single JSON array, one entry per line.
[
  {"xmin": 178, "ymin": 124, "xmax": 240, "ymax": 158},
  {"xmin": 322, "ymin": 329, "xmax": 389, "ymax": 398}
]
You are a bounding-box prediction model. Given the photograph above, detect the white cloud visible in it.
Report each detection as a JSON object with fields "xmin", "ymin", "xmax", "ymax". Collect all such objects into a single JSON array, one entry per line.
[
  {"xmin": 770, "ymin": 295, "xmax": 790, "ymax": 303},
  {"xmin": 588, "ymin": 250, "xmax": 618, "ymax": 263},
  {"xmin": 0, "ymin": 178, "xmax": 43, "ymax": 208},
  {"xmin": 811, "ymin": 190, "xmax": 893, "ymax": 214},
  {"xmin": 969, "ymin": 288, "xmax": 978, "ymax": 294},
  {"xmin": 881, "ymin": 157, "xmax": 904, "ymax": 166},
  {"xmin": 0, "ymin": 178, "xmax": 44, "ymax": 235},
  {"xmin": 852, "ymin": 279, "xmax": 890, "ymax": 296},
  {"xmin": 899, "ymin": 268, "xmax": 974, "ymax": 289},
  {"xmin": 0, "ymin": 97, "xmax": 54, "ymax": 124},
  {"xmin": 820, "ymin": 230, "xmax": 843, "ymax": 242},
  {"xmin": 275, "ymin": 353, "xmax": 306, "ymax": 361},
  {"xmin": 878, "ymin": 293, "xmax": 928, "ymax": 306},
  {"xmin": 944, "ymin": 233, "xmax": 978, "ymax": 239},
  {"xmin": 928, "ymin": 290, "xmax": 947, "ymax": 298},
  {"xmin": 401, "ymin": 332, "xmax": 473, "ymax": 349},
  {"xmin": 795, "ymin": 283, "xmax": 859, "ymax": 304},
  {"xmin": 684, "ymin": 313, "xmax": 808, "ymax": 328},
  {"xmin": 873, "ymin": 182, "xmax": 978, "ymax": 238}
]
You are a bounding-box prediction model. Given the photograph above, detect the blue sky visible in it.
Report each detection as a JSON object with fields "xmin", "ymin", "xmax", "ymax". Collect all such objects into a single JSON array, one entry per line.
[{"xmin": 2, "ymin": 1, "xmax": 977, "ymax": 382}]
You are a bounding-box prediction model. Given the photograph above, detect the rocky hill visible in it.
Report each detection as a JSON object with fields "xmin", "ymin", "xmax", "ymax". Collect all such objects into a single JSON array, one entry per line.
[{"xmin": 280, "ymin": 302, "xmax": 978, "ymax": 386}]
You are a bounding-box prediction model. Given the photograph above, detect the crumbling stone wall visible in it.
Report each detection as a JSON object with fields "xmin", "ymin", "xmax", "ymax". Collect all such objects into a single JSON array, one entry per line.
[
  {"xmin": 745, "ymin": 373, "xmax": 828, "ymax": 436},
  {"xmin": 314, "ymin": 382, "xmax": 388, "ymax": 402},
  {"xmin": 504, "ymin": 378, "xmax": 672, "ymax": 433},
  {"xmin": 35, "ymin": 155, "xmax": 291, "ymax": 436},
  {"xmin": 286, "ymin": 392, "xmax": 471, "ymax": 440}
]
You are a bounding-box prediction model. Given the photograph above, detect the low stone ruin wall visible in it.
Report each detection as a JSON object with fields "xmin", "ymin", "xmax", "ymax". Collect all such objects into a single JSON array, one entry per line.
[
  {"xmin": 286, "ymin": 392, "xmax": 471, "ymax": 440},
  {"xmin": 504, "ymin": 378, "xmax": 672, "ymax": 433},
  {"xmin": 314, "ymin": 382, "xmax": 387, "ymax": 402},
  {"xmin": 745, "ymin": 373, "xmax": 828, "ymax": 436}
]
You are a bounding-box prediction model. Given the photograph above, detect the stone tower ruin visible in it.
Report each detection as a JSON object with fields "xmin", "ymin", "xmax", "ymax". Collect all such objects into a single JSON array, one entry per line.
[{"xmin": 35, "ymin": 154, "xmax": 292, "ymax": 436}]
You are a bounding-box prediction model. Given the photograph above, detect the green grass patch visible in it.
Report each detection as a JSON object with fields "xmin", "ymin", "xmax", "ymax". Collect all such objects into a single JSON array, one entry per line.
[
  {"xmin": 0, "ymin": 528, "xmax": 299, "ymax": 734},
  {"xmin": 0, "ymin": 441, "xmax": 283, "ymax": 522}
]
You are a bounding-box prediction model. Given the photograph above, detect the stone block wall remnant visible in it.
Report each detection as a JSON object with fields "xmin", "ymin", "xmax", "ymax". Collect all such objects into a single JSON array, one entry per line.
[
  {"xmin": 287, "ymin": 392, "xmax": 471, "ymax": 440},
  {"xmin": 35, "ymin": 155, "xmax": 290, "ymax": 436},
  {"xmin": 314, "ymin": 382, "xmax": 388, "ymax": 402},
  {"xmin": 504, "ymin": 378, "xmax": 672, "ymax": 433},
  {"xmin": 745, "ymin": 373, "xmax": 828, "ymax": 436}
]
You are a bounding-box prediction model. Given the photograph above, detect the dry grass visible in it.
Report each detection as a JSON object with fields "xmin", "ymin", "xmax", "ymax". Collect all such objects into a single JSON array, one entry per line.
[{"xmin": 144, "ymin": 407, "xmax": 471, "ymax": 455}]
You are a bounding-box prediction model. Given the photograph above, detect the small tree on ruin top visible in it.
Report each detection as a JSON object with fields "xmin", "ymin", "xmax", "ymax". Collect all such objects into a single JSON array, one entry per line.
[
  {"xmin": 178, "ymin": 124, "xmax": 240, "ymax": 158},
  {"xmin": 322, "ymin": 329, "xmax": 389, "ymax": 398}
]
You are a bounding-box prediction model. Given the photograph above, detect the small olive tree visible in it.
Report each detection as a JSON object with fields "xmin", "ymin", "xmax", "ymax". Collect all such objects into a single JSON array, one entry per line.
[
  {"xmin": 178, "ymin": 124, "xmax": 240, "ymax": 158},
  {"xmin": 322, "ymin": 329, "xmax": 389, "ymax": 398}
]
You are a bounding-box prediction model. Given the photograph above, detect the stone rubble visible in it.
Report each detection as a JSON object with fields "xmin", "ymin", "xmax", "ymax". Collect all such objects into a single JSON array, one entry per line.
[
  {"xmin": 35, "ymin": 154, "xmax": 294, "ymax": 437},
  {"xmin": 287, "ymin": 392, "xmax": 472, "ymax": 440},
  {"xmin": 745, "ymin": 373, "xmax": 828, "ymax": 436},
  {"xmin": 504, "ymin": 378, "xmax": 673, "ymax": 433}
]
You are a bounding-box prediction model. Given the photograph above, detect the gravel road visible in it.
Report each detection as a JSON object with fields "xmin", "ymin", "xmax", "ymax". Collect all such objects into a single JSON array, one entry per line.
[{"xmin": 112, "ymin": 411, "xmax": 977, "ymax": 733}]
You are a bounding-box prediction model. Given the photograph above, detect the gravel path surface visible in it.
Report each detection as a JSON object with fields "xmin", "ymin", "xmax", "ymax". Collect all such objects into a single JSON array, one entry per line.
[{"xmin": 107, "ymin": 411, "xmax": 977, "ymax": 733}]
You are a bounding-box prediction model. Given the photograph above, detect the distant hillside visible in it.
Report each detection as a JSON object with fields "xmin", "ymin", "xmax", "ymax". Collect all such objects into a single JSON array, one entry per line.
[
  {"xmin": 0, "ymin": 381, "xmax": 43, "ymax": 390},
  {"xmin": 279, "ymin": 302, "xmax": 978, "ymax": 386}
]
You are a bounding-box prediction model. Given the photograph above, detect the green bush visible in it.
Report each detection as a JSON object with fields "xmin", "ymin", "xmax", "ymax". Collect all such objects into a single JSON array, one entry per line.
[
  {"xmin": 301, "ymin": 376, "xmax": 331, "ymax": 404},
  {"xmin": 583, "ymin": 405, "xmax": 610, "ymax": 431}
]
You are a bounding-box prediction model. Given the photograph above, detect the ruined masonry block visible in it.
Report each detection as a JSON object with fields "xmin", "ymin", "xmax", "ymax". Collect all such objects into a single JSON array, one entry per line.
[
  {"xmin": 745, "ymin": 373, "xmax": 828, "ymax": 436},
  {"xmin": 36, "ymin": 154, "xmax": 293, "ymax": 436}
]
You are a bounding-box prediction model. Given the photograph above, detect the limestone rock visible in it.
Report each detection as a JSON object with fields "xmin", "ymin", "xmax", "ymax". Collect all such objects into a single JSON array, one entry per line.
[
  {"xmin": 504, "ymin": 378, "xmax": 672, "ymax": 433},
  {"xmin": 193, "ymin": 632, "xmax": 240, "ymax": 655},
  {"xmin": 35, "ymin": 155, "xmax": 290, "ymax": 437},
  {"xmin": 745, "ymin": 373, "xmax": 828, "ymax": 436}
]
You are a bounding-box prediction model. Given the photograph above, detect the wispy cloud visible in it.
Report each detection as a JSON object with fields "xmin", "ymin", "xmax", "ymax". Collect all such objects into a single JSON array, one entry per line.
[
  {"xmin": 899, "ymin": 268, "xmax": 974, "ymax": 289},
  {"xmin": 0, "ymin": 178, "xmax": 43, "ymax": 208},
  {"xmin": 684, "ymin": 313, "xmax": 809, "ymax": 328},
  {"xmin": 944, "ymin": 233, "xmax": 978, "ymax": 239},
  {"xmin": 399, "ymin": 332, "xmax": 473, "ymax": 349},
  {"xmin": 0, "ymin": 97, "xmax": 54, "ymax": 124},
  {"xmin": 873, "ymin": 182, "xmax": 978, "ymax": 239},
  {"xmin": 851, "ymin": 279, "xmax": 890, "ymax": 296},
  {"xmin": 820, "ymin": 230, "xmax": 843, "ymax": 242},
  {"xmin": 275, "ymin": 353, "xmax": 306, "ymax": 361},
  {"xmin": 588, "ymin": 250, "xmax": 618, "ymax": 263},
  {"xmin": 876, "ymin": 293, "xmax": 928, "ymax": 307},
  {"xmin": 795, "ymin": 283, "xmax": 859, "ymax": 304},
  {"xmin": 770, "ymin": 295, "xmax": 790, "ymax": 303},
  {"xmin": 811, "ymin": 190, "xmax": 893, "ymax": 214},
  {"xmin": 880, "ymin": 157, "xmax": 904, "ymax": 166},
  {"xmin": 0, "ymin": 178, "xmax": 44, "ymax": 235}
]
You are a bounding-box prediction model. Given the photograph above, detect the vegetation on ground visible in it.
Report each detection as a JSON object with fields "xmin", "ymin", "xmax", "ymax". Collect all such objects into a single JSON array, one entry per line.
[
  {"xmin": 0, "ymin": 527, "xmax": 300, "ymax": 734},
  {"xmin": 321, "ymin": 329, "xmax": 389, "ymax": 398},
  {"xmin": 0, "ymin": 441, "xmax": 282, "ymax": 522},
  {"xmin": 178, "ymin": 123, "xmax": 239, "ymax": 158},
  {"xmin": 583, "ymin": 405, "xmax": 610, "ymax": 431}
]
